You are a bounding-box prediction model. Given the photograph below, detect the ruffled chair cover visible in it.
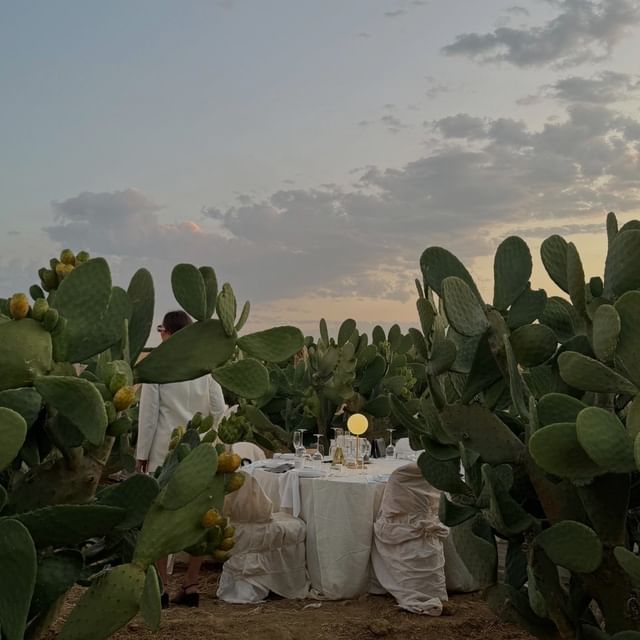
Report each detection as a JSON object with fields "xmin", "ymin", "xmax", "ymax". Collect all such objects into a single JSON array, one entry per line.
[
  {"xmin": 231, "ymin": 441, "xmax": 266, "ymax": 463},
  {"xmin": 371, "ymin": 463, "xmax": 449, "ymax": 615},
  {"xmin": 217, "ymin": 473, "xmax": 309, "ymax": 603}
]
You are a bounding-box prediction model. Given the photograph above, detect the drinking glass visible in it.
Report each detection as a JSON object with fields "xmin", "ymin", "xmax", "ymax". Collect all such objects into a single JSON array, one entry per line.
[
  {"xmin": 293, "ymin": 430, "xmax": 305, "ymax": 457},
  {"xmin": 385, "ymin": 428, "xmax": 396, "ymax": 458},
  {"xmin": 312, "ymin": 443, "xmax": 324, "ymax": 471}
]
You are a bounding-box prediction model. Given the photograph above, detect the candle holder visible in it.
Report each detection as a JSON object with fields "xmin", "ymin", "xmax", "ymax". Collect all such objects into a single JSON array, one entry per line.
[{"xmin": 346, "ymin": 413, "xmax": 368, "ymax": 469}]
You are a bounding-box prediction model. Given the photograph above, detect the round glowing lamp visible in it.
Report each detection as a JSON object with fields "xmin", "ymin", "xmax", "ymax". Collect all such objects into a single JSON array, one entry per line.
[{"xmin": 347, "ymin": 413, "xmax": 368, "ymax": 468}]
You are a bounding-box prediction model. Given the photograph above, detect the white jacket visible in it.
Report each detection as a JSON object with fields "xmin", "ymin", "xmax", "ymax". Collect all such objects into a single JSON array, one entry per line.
[{"xmin": 136, "ymin": 375, "xmax": 226, "ymax": 472}]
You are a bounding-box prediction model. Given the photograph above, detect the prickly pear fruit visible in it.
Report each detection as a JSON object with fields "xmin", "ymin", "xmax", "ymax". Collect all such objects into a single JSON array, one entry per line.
[
  {"xmin": 107, "ymin": 415, "xmax": 132, "ymax": 436},
  {"xmin": 55, "ymin": 262, "xmax": 74, "ymax": 281},
  {"xmin": 42, "ymin": 308, "xmax": 60, "ymax": 332},
  {"xmin": 223, "ymin": 525, "xmax": 235, "ymax": 539},
  {"xmin": 199, "ymin": 414, "xmax": 215, "ymax": 433},
  {"xmin": 217, "ymin": 452, "xmax": 241, "ymax": 474},
  {"xmin": 38, "ymin": 267, "xmax": 57, "ymax": 291},
  {"xmin": 76, "ymin": 250, "xmax": 90, "ymax": 263},
  {"xmin": 113, "ymin": 385, "xmax": 136, "ymax": 411},
  {"xmin": 201, "ymin": 508, "xmax": 222, "ymax": 528},
  {"xmin": 225, "ymin": 471, "xmax": 245, "ymax": 493},
  {"xmin": 190, "ymin": 412, "xmax": 203, "ymax": 429},
  {"xmin": 217, "ymin": 414, "xmax": 250, "ymax": 444},
  {"xmin": 9, "ymin": 293, "xmax": 30, "ymax": 320},
  {"xmin": 31, "ymin": 298, "xmax": 49, "ymax": 321},
  {"xmin": 60, "ymin": 249, "xmax": 76, "ymax": 266},
  {"xmin": 215, "ymin": 443, "xmax": 225, "ymax": 454},
  {"xmin": 212, "ymin": 549, "xmax": 230, "ymax": 563},
  {"xmin": 201, "ymin": 429, "xmax": 217, "ymax": 443},
  {"xmin": 109, "ymin": 372, "xmax": 129, "ymax": 395},
  {"xmin": 219, "ymin": 536, "xmax": 235, "ymax": 551}
]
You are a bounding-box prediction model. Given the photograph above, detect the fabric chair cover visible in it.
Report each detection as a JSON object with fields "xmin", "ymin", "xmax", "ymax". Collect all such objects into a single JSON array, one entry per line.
[
  {"xmin": 394, "ymin": 437, "xmax": 413, "ymax": 455},
  {"xmin": 371, "ymin": 463, "xmax": 449, "ymax": 615},
  {"xmin": 218, "ymin": 474, "xmax": 309, "ymax": 602},
  {"xmin": 231, "ymin": 441, "xmax": 266, "ymax": 464}
]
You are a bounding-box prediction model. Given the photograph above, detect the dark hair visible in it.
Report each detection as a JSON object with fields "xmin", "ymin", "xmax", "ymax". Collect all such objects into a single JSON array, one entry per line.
[{"xmin": 162, "ymin": 310, "xmax": 193, "ymax": 335}]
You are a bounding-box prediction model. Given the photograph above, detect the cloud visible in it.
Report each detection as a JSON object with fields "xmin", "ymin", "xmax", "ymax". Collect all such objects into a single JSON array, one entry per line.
[
  {"xmin": 358, "ymin": 113, "xmax": 410, "ymax": 133},
  {"xmin": 42, "ymin": 100, "xmax": 640, "ymax": 324},
  {"xmin": 384, "ymin": 9, "xmax": 406, "ymax": 18},
  {"xmin": 442, "ymin": 0, "xmax": 640, "ymax": 67},
  {"xmin": 548, "ymin": 71, "xmax": 640, "ymax": 103},
  {"xmin": 505, "ymin": 6, "xmax": 530, "ymax": 17}
]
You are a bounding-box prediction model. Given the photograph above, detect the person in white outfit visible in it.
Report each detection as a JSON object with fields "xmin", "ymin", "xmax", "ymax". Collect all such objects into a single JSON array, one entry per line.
[{"xmin": 135, "ymin": 310, "xmax": 227, "ymax": 608}]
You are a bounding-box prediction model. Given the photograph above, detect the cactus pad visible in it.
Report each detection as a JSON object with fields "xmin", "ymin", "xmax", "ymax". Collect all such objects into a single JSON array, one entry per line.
[
  {"xmin": 171, "ymin": 263, "xmax": 207, "ymax": 321},
  {"xmin": 558, "ymin": 351, "xmax": 638, "ymax": 395},
  {"xmin": 592, "ymin": 304, "xmax": 620, "ymax": 364},
  {"xmin": 540, "ymin": 235, "xmax": 569, "ymax": 292},
  {"xmin": 212, "ymin": 359, "xmax": 269, "ymax": 399},
  {"xmin": 0, "ymin": 407, "xmax": 28, "ymax": 470},
  {"xmin": 237, "ymin": 326, "xmax": 304, "ymax": 362},
  {"xmin": 442, "ymin": 276, "xmax": 489, "ymax": 337},
  {"xmin": 509, "ymin": 324, "xmax": 557, "ymax": 367},
  {"xmin": 614, "ymin": 291, "xmax": 640, "ymax": 388},
  {"xmin": 537, "ymin": 393, "xmax": 586, "ymax": 427},
  {"xmin": 420, "ymin": 246, "xmax": 482, "ymax": 300},
  {"xmin": 507, "ymin": 286, "xmax": 547, "ymax": 329},
  {"xmin": 604, "ymin": 228, "xmax": 640, "ymax": 297},
  {"xmin": 493, "ymin": 236, "xmax": 532, "ymax": 310},
  {"xmin": 126, "ymin": 268, "xmax": 154, "ymax": 364}
]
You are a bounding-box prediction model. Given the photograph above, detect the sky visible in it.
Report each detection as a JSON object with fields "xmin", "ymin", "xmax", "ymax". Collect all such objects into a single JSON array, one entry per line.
[{"xmin": 2, "ymin": 0, "xmax": 640, "ymax": 340}]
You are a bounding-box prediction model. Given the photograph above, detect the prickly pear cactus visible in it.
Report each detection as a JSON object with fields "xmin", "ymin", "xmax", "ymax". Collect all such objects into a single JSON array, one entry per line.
[
  {"xmin": 398, "ymin": 214, "xmax": 640, "ymax": 637},
  {"xmin": 0, "ymin": 255, "xmax": 304, "ymax": 639}
]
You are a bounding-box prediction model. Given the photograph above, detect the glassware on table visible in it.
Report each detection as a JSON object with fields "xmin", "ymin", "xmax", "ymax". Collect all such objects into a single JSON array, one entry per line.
[
  {"xmin": 330, "ymin": 427, "xmax": 344, "ymax": 468},
  {"xmin": 385, "ymin": 428, "xmax": 396, "ymax": 459},
  {"xmin": 361, "ymin": 438, "xmax": 371, "ymax": 463},
  {"xmin": 293, "ymin": 430, "xmax": 305, "ymax": 458},
  {"xmin": 312, "ymin": 441, "xmax": 324, "ymax": 472}
]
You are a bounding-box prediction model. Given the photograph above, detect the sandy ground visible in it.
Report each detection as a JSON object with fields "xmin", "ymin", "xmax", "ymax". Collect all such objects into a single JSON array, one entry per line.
[{"xmin": 51, "ymin": 565, "xmax": 533, "ymax": 640}]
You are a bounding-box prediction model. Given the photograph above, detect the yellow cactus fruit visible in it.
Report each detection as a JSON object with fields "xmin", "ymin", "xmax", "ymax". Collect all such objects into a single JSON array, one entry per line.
[
  {"xmin": 9, "ymin": 293, "xmax": 30, "ymax": 320},
  {"xmin": 55, "ymin": 262, "xmax": 74, "ymax": 281},
  {"xmin": 212, "ymin": 549, "xmax": 230, "ymax": 563},
  {"xmin": 76, "ymin": 250, "xmax": 90, "ymax": 263},
  {"xmin": 225, "ymin": 471, "xmax": 245, "ymax": 494},
  {"xmin": 168, "ymin": 435, "xmax": 180, "ymax": 451},
  {"xmin": 223, "ymin": 525, "xmax": 235, "ymax": 539},
  {"xmin": 217, "ymin": 452, "xmax": 242, "ymax": 474},
  {"xmin": 219, "ymin": 537, "xmax": 235, "ymax": 551},
  {"xmin": 60, "ymin": 249, "xmax": 76, "ymax": 266},
  {"xmin": 201, "ymin": 508, "xmax": 222, "ymax": 529},
  {"xmin": 113, "ymin": 385, "xmax": 136, "ymax": 411}
]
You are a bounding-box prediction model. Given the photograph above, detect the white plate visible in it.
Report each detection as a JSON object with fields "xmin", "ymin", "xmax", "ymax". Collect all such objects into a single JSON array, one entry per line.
[{"xmin": 275, "ymin": 453, "xmax": 295, "ymax": 460}]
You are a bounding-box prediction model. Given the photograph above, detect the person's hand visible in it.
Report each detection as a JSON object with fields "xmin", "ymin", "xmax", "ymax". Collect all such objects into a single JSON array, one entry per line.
[{"xmin": 136, "ymin": 459, "xmax": 148, "ymax": 474}]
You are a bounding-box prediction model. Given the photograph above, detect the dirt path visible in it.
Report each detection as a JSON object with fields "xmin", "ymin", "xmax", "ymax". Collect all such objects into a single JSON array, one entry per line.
[{"xmin": 52, "ymin": 566, "xmax": 533, "ymax": 640}]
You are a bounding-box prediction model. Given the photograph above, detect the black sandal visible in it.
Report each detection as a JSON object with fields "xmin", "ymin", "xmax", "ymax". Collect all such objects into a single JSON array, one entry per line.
[{"xmin": 172, "ymin": 583, "xmax": 200, "ymax": 607}]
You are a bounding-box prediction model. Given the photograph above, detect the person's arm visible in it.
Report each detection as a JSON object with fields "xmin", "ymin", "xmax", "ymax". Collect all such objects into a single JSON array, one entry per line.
[
  {"xmin": 136, "ymin": 383, "xmax": 160, "ymax": 472},
  {"xmin": 208, "ymin": 377, "xmax": 227, "ymax": 428}
]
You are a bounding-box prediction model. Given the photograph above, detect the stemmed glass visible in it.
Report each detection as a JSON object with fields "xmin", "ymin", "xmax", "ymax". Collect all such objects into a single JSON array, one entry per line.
[
  {"xmin": 293, "ymin": 430, "xmax": 305, "ymax": 456},
  {"xmin": 385, "ymin": 428, "xmax": 396, "ymax": 458},
  {"xmin": 312, "ymin": 434, "xmax": 324, "ymax": 471}
]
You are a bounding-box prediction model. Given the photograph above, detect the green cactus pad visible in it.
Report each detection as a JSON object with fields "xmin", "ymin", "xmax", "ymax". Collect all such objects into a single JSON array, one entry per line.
[
  {"xmin": 628, "ymin": 397, "xmax": 640, "ymax": 439},
  {"xmin": 447, "ymin": 330, "xmax": 480, "ymax": 374},
  {"xmin": 157, "ymin": 443, "xmax": 218, "ymax": 510},
  {"xmin": 212, "ymin": 359, "xmax": 270, "ymax": 399},
  {"xmin": 216, "ymin": 283, "xmax": 237, "ymax": 336},
  {"xmin": 540, "ymin": 296, "xmax": 577, "ymax": 343},
  {"xmin": 237, "ymin": 326, "xmax": 304, "ymax": 362},
  {"xmin": 235, "ymin": 300, "xmax": 250, "ymax": 332},
  {"xmin": 171, "ymin": 263, "xmax": 207, "ymax": 321},
  {"xmin": 319, "ymin": 318, "xmax": 330, "ymax": 345},
  {"xmin": 416, "ymin": 297, "xmax": 436, "ymax": 337},
  {"xmin": 16, "ymin": 504, "xmax": 126, "ymax": 547},
  {"xmin": 529, "ymin": 422, "xmax": 603, "ymax": 480},
  {"xmin": 566, "ymin": 242, "xmax": 586, "ymax": 316},
  {"xmin": 0, "ymin": 318, "xmax": 53, "ymax": 391},
  {"xmin": 96, "ymin": 474, "xmax": 160, "ymax": 529},
  {"xmin": 442, "ymin": 276, "xmax": 489, "ymax": 337},
  {"xmin": 540, "ymin": 234, "xmax": 569, "ymax": 293},
  {"xmin": 614, "ymin": 546, "xmax": 640, "ymax": 586},
  {"xmin": 461, "ymin": 332, "xmax": 503, "ymax": 401},
  {"xmin": 576, "ymin": 407, "xmax": 635, "ymax": 473},
  {"xmin": 558, "ymin": 351, "xmax": 638, "ymax": 394},
  {"xmin": 0, "ymin": 387, "xmax": 42, "ymax": 428},
  {"xmin": 336, "ymin": 318, "xmax": 356, "ymax": 346},
  {"xmin": 0, "ymin": 407, "xmax": 28, "ymax": 470},
  {"xmin": 427, "ymin": 336, "xmax": 457, "ymax": 375},
  {"xmin": 126, "ymin": 268, "xmax": 154, "ymax": 364},
  {"xmin": 450, "ymin": 515, "xmax": 497, "ymax": 587},
  {"xmin": 604, "ymin": 229, "xmax": 640, "ymax": 297},
  {"xmin": 35, "ymin": 376, "xmax": 108, "ymax": 446},
  {"xmin": 493, "ymin": 236, "xmax": 532, "ymax": 310},
  {"xmin": 438, "ymin": 494, "xmax": 478, "ymax": 527},
  {"xmin": 614, "ymin": 291, "xmax": 640, "ymax": 388},
  {"xmin": 592, "ymin": 304, "xmax": 620, "ymax": 364},
  {"xmin": 507, "ymin": 286, "xmax": 547, "ymax": 329},
  {"xmin": 134, "ymin": 319, "xmax": 236, "ymax": 383},
  {"xmin": 140, "ymin": 566, "xmax": 161, "ymax": 631},
  {"xmin": 359, "ymin": 354, "xmax": 387, "ymax": 396},
  {"xmin": 440, "ymin": 403, "xmax": 525, "ymax": 464},
  {"xmin": 363, "ymin": 394, "xmax": 391, "ymax": 417},
  {"xmin": 509, "ymin": 324, "xmax": 557, "ymax": 367},
  {"xmin": 482, "ymin": 463, "xmax": 536, "ymax": 536},
  {"xmin": 0, "ymin": 519, "xmax": 37, "ymax": 640},
  {"xmin": 537, "ymin": 393, "xmax": 586, "ymax": 427},
  {"xmin": 577, "ymin": 474, "xmax": 629, "ymax": 546},
  {"xmin": 58, "ymin": 563, "xmax": 146, "ymax": 640},
  {"xmin": 198, "ymin": 266, "xmax": 218, "ymax": 320},
  {"xmin": 31, "ymin": 551, "xmax": 83, "ymax": 617},
  {"xmin": 535, "ymin": 521, "xmax": 602, "ymax": 573},
  {"xmin": 420, "ymin": 246, "xmax": 482, "ymax": 301},
  {"xmin": 135, "ymin": 473, "xmax": 225, "ymax": 564},
  {"xmin": 417, "ymin": 451, "xmax": 470, "ymax": 495}
]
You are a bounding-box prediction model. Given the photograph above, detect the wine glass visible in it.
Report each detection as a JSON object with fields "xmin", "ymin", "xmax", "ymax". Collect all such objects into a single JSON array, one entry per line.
[{"xmin": 385, "ymin": 428, "xmax": 396, "ymax": 458}]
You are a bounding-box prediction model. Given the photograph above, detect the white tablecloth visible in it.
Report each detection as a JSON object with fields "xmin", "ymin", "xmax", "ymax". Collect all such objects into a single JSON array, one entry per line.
[{"xmin": 250, "ymin": 458, "xmax": 408, "ymax": 599}]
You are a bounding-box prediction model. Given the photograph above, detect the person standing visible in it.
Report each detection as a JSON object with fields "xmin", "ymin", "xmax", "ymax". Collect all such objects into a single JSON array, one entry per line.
[{"xmin": 136, "ymin": 310, "xmax": 226, "ymax": 607}]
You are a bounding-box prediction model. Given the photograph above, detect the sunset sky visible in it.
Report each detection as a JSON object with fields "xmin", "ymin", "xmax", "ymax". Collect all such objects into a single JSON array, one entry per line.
[{"xmin": 2, "ymin": 0, "xmax": 640, "ymax": 340}]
